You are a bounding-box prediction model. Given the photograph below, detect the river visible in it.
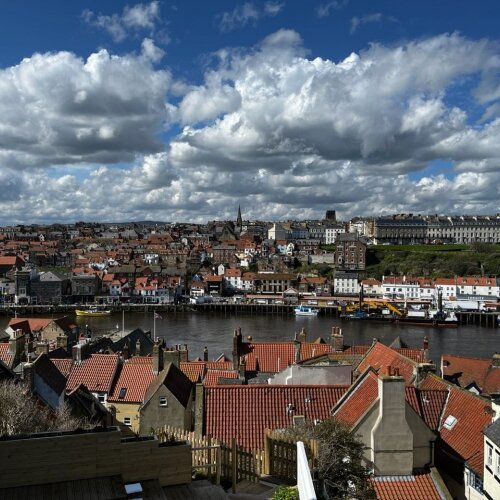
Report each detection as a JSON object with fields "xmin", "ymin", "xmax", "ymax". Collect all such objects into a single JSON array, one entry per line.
[{"xmin": 5, "ymin": 311, "xmax": 498, "ymax": 365}]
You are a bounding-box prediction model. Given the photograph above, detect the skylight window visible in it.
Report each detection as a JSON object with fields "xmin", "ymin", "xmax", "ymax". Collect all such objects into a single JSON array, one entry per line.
[
  {"xmin": 443, "ymin": 415, "xmax": 457, "ymax": 430},
  {"xmin": 118, "ymin": 387, "xmax": 127, "ymax": 399}
]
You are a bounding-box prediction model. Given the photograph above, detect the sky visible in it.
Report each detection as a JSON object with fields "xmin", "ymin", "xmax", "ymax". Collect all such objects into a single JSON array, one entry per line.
[{"xmin": 1, "ymin": 1, "xmax": 500, "ymax": 225}]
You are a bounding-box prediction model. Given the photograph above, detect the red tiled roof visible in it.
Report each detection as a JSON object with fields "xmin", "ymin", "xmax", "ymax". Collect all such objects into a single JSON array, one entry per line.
[
  {"xmin": 241, "ymin": 342, "xmax": 333, "ymax": 373},
  {"xmin": 66, "ymin": 354, "xmax": 120, "ymax": 393},
  {"xmin": 442, "ymin": 353, "xmax": 500, "ymax": 396},
  {"xmin": 371, "ymin": 471, "xmax": 443, "ymax": 499},
  {"xmin": 108, "ymin": 362, "xmax": 156, "ymax": 403},
  {"xmin": 405, "ymin": 387, "xmax": 448, "ymax": 431},
  {"xmin": 51, "ymin": 358, "xmax": 73, "ymax": 378},
  {"xmin": 420, "ymin": 374, "xmax": 491, "ymax": 474},
  {"xmin": 207, "ymin": 360, "xmax": 233, "ymax": 370},
  {"xmin": 203, "ymin": 369, "xmax": 239, "ymax": 387},
  {"xmin": 333, "ymin": 369, "xmax": 379, "ymax": 426},
  {"xmin": 357, "ymin": 342, "xmax": 418, "ymax": 384},
  {"xmin": 180, "ymin": 361, "xmax": 206, "ymax": 382},
  {"xmin": 0, "ymin": 343, "xmax": 13, "ymax": 367},
  {"xmin": 8, "ymin": 317, "xmax": 52, "ymax": 334},
  {"xmin": 204, "ymin": 385, "xmax": 348, "ymax": 450}
]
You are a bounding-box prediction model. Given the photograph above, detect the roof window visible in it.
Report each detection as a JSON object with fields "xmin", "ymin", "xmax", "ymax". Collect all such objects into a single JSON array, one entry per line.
[
  {"xmin": 118, "ymin": 387, "xmax": 127, "ymax": 399},
  {"xmin": 443, "ymin": 415, "xmax": 457, "ymax": 430}
]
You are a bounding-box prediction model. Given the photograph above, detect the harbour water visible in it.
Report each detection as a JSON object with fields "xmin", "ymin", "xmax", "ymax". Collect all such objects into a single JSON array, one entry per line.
[{"xmin": 6, "ymin": 310, "xmax": 497, "ymax": 365}]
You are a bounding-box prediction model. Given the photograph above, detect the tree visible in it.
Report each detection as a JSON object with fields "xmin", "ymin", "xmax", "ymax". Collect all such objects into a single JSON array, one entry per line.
[
  {"xmin": 284, "ymin": 419, "xmax": 375, "ymax": 500},
  {"xmin": 0, "ymin": 380, "xmax": 92, "ymax": 437}
]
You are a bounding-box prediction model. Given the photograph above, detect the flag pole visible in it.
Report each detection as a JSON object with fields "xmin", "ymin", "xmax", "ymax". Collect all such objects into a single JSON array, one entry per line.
[
  {"xmin": 153, "ymin": 310, "xmax": 156, "ymax": 342},
  {"xmin": 122, "ymin": 308, "xmax": 125, "ymax": 337}
]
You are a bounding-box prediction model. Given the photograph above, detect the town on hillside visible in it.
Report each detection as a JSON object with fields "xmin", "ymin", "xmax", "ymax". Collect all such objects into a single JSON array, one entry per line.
[{"xmin": 1, "ymin": 211, "xmax": 500, "ymax": 499}]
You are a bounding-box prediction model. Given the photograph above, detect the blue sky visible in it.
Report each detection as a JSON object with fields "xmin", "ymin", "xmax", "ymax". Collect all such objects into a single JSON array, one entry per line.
[{"xmin": 0, "ymin": 1, "xmax": 500, "ymax": 223}]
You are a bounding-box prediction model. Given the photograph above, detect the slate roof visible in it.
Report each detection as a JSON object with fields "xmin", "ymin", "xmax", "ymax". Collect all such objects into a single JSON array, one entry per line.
[
  {"xmin": 141, "ymin": 362, "xmax": 193, "ymax": 409},
  {"xmin": 204, "ymin": 385, "xmax": 348, "ymax": 450},
  {"xmin": 442, "ymin": 353, "xmax": 500, "ymax": 396},
  {"xmin": 33, "ymin": 354, "xmax": 67, "ymax": 397},
  {"xmin": 370, "ymin": 470, "xmax": 445, "ymax": 500},
  {"xmin": 66, "ymin": 354, "xmax": 120, "ymax": 393},
  {"xmin": 484, "ymin": 418, "xmax": 500, "ymax": 445}
]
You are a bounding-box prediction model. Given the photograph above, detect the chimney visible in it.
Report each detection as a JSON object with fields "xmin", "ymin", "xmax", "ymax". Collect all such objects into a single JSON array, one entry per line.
[
  {"xmin": 72, "ymin": 343, "xmax": 90, "ymax": 364},
  {"xmin": 294, "ymin": 337, "xmax": 301, "ymax": 364},
  {"xmin": 492, "ymin": 354, "xmax": 500, "ymax": 368},
  {"xmin": 422, "ymin": 336, "xmax": 429, "ymax": 363},
  {"xmin": 163, "ymin": 348, "xmax": 180, "ymax": 367},
  {"xmin": 9, "ymin": 329, "xmax": 26, "ymax": 367},
  {"xmin": 239, "ymin": 356, "xmax": 246, "ymax": 379},
  {"xmin": 330, "ymin": 326, "xmax": 344, "ymax": 352},
  {"xmin": 135, "ymin": 338, "xmax": 141, "ymax": 356},
  {"xmin": 371, "ymin": 371, "xmax": 413, "ymax": 476},
  {"xmin": 298, "ymin": 328, "xmax": 307, "ymax": 343},
  {"xmin": 22, "ymin": 362, "xmax": 35, "ymax": 392},
  {"xmin": 35, "ymin": 341, "xmax": 50, "ymax": 356},
  {"xmin": 122, "ymin": 343, "xmax": 129, "ymax": 360},
  {"xmin": 413, "ymin": 363, "xmax": 436, "ymax": 386},
  {"xmin": 180, "ymin": 344, "xmax": 189, "ymax": 363},
  {"xmin": 203, "ymin": 346, "xmax": 209, "ymax": 362},
  {"xmin": 152, "ymin": 340, "xmax": 164, "ymax": 374},
  {"xmin": 57, "ymin": 334, "xmax": 68, "ymax": 350},
  {"xmin": 232, "ymin": 328, "xmax": 242, "ymax": 371},
  {"xmin": 194, "ymin": 382, "xmax": 204, "ymax": 436}
]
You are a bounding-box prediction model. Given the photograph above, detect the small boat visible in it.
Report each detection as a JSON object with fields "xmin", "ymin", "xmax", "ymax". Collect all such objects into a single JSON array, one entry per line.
[
  {"xmin": 295, "ymin": 305, "xmax": 320, "ymax": 317},
  {"xmin": 75, "ymin": 308, "xmax": 112, "ymax": 317}
]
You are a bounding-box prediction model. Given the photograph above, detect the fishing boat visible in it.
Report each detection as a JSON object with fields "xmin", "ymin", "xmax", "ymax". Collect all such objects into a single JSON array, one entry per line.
[
  {"xmin": 75, "ymin": 308, "xmax": 112, "ymax": 317},
  {"xmin": 294, "ymin": 305, "xmax": 320, "ymax": 316}
]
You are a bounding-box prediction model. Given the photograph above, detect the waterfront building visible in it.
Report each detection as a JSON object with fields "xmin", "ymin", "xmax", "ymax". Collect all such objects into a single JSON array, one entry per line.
[{"xmin": 334, "ymin": 232, "xmax": 366, "ymax": 271}]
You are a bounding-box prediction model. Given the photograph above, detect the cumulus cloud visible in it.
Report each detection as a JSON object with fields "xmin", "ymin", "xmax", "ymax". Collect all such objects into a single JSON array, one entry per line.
[
  {"xmin": 218, "ymin": 2, "xmax": 284, "ymax": 32},
  {"xmin": 2, "ymin": 30, "xmax": 500, "ymax": 223},
  {"xmin": 82, "ymin": 1, "xmax": 162, "ymax": 43},
  {"xmin": 0, "ymin": 48, "xmax": 172, "ymax": 169}
]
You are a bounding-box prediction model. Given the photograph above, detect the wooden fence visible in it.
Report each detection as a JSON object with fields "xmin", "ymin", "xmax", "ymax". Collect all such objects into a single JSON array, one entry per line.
[
  {"xmin": 156, "ymin": 425, "xmax": 318, "ymax": 488},
  {"xmin": 264, "ymin": 429, "xmax": 319, "ymax": 482}
]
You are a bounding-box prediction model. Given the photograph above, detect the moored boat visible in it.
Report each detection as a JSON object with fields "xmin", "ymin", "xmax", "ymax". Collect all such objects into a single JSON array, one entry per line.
[
  {"xmin": 75, "ymin": 308, "xmax": 112, "ymax": 317},
  {"xmin": 294, "ymin": 305, "xmax": 320, "ymax": 316}
]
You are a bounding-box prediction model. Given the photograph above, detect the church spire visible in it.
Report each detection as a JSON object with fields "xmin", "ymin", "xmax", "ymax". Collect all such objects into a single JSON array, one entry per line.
[{"xmin": 236, "ymin": 205, "xmax": 242, "ymax": 227}]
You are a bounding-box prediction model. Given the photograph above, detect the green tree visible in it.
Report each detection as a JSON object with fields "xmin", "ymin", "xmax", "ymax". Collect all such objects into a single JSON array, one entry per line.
[{"xmin": 284, "ymin": 419, "xmax": 375, "ymax": 499}]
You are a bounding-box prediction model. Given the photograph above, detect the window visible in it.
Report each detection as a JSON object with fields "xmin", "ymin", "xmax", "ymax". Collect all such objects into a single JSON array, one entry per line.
[
  {"xmin": 159, "ymin": 396, "xmax": 167, "ymax": 407},
  {"xmin": 98, "ymin": 394, "xmax": 106, "ymax": 404},
  {"xmin": 123, "ymin": 417, "xmax": 131, "ymax": 426},
  {"xmin": 487, "ymin": 443, "xmax": 493, "ymax": 467},
  {"xmin": 118, "ymin": 387, "xmax": 127, "ymax": 399},
  {"xmin": 497, "ymin": 451, "xmax": 500, "ymax": 476}
]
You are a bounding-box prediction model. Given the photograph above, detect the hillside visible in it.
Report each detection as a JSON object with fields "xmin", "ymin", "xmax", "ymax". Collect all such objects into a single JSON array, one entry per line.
[{"xmin": 365, "ymin": 243, "xmax": 500, "ymax": 279}]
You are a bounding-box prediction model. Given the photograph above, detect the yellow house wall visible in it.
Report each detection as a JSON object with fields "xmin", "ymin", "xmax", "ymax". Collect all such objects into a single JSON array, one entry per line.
[{"xmin": 112, "ymin": 401, "xmax": 141, "ymax": 434}]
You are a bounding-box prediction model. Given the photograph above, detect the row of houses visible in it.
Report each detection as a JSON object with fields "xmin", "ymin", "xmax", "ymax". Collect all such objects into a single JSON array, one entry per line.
[{"xmin": 3, "ymin": 319, "xmax": 500, "ymax": 498}]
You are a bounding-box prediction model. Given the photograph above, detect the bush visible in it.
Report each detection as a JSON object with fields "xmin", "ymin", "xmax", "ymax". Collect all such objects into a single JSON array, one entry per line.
[{"xmin": 272, "ymin": 485, "xmax": 299, "ymax": 500}]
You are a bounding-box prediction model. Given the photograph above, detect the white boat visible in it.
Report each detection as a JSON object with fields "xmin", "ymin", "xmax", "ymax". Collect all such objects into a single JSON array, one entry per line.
[{"xmin": 294, "ymin": 305, "xmax": 319, "ymax": 316}]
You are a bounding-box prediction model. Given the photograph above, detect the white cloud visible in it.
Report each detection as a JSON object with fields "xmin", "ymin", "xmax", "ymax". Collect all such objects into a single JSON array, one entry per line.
[
  {"xmin": 218, "ymin": 2, "xmax": 284, "ymax": 32},
  {"xmin": 0, "ymin": 48, "xmax": 172, "ymax": 169},
  {"xmin": 2, "ymin": 31, "xmax": 500, "ymax": 223},
  {"xmin": 316, "ymin": 0, "xmax": 349, "ymax": 19},
  {"xmin": 350, "ymin": 13, "xmax": 382, "ymax": 34},
  {"xmin": 83, "ymin": 1, "xmax": 162, "ymax": 43}
]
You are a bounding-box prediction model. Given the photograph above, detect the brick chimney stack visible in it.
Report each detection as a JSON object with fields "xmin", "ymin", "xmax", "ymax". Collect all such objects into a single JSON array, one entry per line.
[
  {"xmin": 9, "ymin": 329, "xmax": 26, "ymax": 367},
  {"xmin": 203, "ymin": 346, "xmax": 209, "ymax": 362},
  {"xmin": 298, "ymin": 328, "xmax": 307, "ymax": 343},
  {"xmin": 330, "ymin": 326, "xmax": 344, "ymax": 352},
  {"xmin": 152, "ymin": 340, "xmax": 164, "ymax": 375}
]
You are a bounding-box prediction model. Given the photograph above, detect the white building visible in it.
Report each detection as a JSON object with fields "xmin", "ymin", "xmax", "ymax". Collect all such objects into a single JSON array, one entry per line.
[
  {"xmin": 334, "ymin": 272, "xmax": 359, "ymax": 295},
  {"xmin": 324, "ymin": 224, "xmax": 345, "ymax": 244},
  {"xmin": 267, "ymin": 223, "xmax": 288, "ymax": 241}
]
